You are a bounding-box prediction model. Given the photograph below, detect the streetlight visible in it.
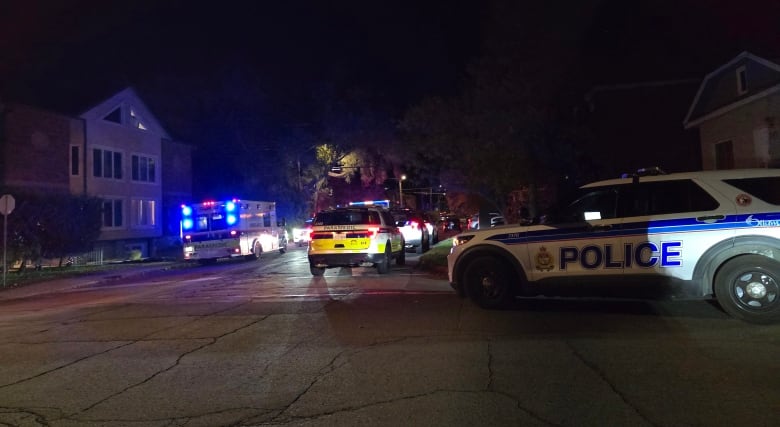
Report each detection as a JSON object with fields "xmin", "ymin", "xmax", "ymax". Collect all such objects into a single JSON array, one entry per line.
[{"xmin": 399, "ymin": 174, "xmax": 407, "ymax": 208}]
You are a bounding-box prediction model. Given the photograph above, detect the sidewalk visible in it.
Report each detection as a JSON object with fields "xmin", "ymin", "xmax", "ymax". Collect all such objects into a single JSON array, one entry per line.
[{"xmin": 0, "ymin": 261, "xmax": 178, "ymax": 301}]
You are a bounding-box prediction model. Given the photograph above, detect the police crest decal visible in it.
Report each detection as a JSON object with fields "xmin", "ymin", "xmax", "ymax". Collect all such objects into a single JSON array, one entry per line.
[{"xmin": 535, "ymin": 247, "xmax": 554, "ymax": 271}]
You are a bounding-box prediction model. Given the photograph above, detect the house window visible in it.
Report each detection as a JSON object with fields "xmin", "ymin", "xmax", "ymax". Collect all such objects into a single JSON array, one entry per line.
[
  {"xmin": 736, "ymin": 66, "xmax": 748, "ymax": 95},
  {"xmin": 715, "ymin": 140, "xmax": 735, "ymax": 170},
  {"xmin": 103, "ymin": 107, "xmax": 122, "ymax": 124},
  {"xmin": 102, "ymin": 199, "xmax": 123, "ymax": 228},
  {"xmin": 131, "ymin": 155, "xmax": 156, "ymax": 183},
  {"xmin": 71, "ymin": 146, "xmax": 80, "ymax": 176},
  {"xmin": 129, "ymin": 109, "xmax": 148, "ymax": 130},
  {"xmin": 93, "ymin": 148, "xmax": 123, "ymax": 179},
  {"xmin": 131, "ymin": 199, "xmax": 156, "ymax": 227}
]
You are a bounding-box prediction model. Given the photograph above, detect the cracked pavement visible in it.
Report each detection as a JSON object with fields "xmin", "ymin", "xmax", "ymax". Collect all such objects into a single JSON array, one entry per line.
[{"xmin": 1, "ymin": 249, "xmax": 779, "ymax": 426}]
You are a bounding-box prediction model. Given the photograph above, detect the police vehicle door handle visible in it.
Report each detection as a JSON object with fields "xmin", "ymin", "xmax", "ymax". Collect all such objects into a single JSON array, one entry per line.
[{"xmin": 696, "ymin": 214, "xmax": 725, "ymax": 223}]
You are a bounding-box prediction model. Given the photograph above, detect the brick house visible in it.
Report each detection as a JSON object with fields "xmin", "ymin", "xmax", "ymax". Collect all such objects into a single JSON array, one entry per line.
[
  {"xmin": 0, "ymin": 87, "xmax": 192, "ymax": 259},
  {"xmin": 684, "ymin": 52, "xmax": 780, "ymax": 169},
  {"xmin": 0, "ymin": 103, "xmax": 82, "ymax": 195}
]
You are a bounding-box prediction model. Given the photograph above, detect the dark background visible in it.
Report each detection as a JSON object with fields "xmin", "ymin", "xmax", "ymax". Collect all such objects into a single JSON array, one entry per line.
[{"xmin": 2, "ymin": 0, "xmax": 779, "ymax": 197}]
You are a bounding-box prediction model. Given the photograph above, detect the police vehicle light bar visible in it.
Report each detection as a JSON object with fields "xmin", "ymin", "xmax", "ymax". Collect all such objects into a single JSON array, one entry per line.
[{"xmin": 348, "ymin": 200, "xmax": 390, "ymax": 208}]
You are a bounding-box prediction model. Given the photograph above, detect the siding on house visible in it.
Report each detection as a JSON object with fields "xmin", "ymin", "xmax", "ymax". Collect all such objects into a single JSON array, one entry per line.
[
  {"xmin": 697, "ymin": 94, "xmax": 780, "ymax": 169},
  {"xmin": 684, "ymin": 52, "xmax": 780, "ymax": 170},
  {"xmin": 80, "ymin": 88, "xmax": 168, "ymax": 247},
  {"xmin": 0, "ymin": 103, "xmax": 80, "ymax": 194}
]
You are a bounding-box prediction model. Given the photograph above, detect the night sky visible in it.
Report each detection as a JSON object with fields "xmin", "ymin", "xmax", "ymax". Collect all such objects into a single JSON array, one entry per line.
[
  {"xmin": 2, "ymin": 1, "xmax": 481, "ymax": 120},
  {"xmin": 2, "ymin": 0, "xmax": 779, "ymax": 195}
]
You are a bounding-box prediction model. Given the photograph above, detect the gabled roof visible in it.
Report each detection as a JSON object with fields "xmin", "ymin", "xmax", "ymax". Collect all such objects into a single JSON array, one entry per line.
[
  {"xmin": 684, "ymin": 51, "xmax": 780, "ymax": 129},
  {"xmin": 79, "ymin": 86, "xmax": 171, "ymax": 138}
]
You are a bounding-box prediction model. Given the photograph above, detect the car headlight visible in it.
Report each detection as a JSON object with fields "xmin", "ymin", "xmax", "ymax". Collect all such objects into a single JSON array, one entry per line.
[{"xmin": 452, "ymin": 235, "xmax": 475, "ymax": 247}]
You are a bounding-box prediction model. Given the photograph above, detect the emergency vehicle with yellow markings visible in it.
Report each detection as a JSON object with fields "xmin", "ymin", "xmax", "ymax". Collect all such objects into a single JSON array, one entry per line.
[{"xmin": 307, "ymin": 202, "xmax": 405, "ymax": 275}]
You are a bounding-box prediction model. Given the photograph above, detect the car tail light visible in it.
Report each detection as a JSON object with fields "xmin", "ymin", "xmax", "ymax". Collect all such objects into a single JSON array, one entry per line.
[
  {"xmin": 409, "ymin": 221, "xmax": 419, "ymax": 229},
  {"xmin": 368, "ymin": 227, "xmax": 380, "ymax": 238}
]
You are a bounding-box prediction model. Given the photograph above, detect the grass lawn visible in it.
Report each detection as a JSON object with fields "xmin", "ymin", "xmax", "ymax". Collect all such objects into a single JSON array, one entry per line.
[{"xmin": 418, "ymin": 237, "xmax": 452, "ymax": 272}]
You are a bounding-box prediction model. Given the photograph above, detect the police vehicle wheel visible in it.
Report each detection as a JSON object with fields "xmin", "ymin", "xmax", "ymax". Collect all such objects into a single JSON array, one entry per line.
[
  {"xmin": 377, "ymin": 244, "xmax": 391, "ymax": 274},
  {"xmin": 310, "ymin": 264, "xmax": 325, "ymax": 276},
  {"xmin": 463, "ymin": 256, "xmax": 515, "ymax": 309},
  {"xmin": 714, "ymin": 255, "xmax": 780, "ymax": 324},
  {"xmin": 396, "ymin": 246, "xmax": 406, "ymax": 265},
  {"xmin": 422, "ymin": 234, "xmax": 430, "ymax": 252}
]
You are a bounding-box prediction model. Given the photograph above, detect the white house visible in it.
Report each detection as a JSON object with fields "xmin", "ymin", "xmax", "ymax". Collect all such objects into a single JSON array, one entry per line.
[{"xmin": 78, "ymin": 87, "xmax": 169, "ymax": 258}]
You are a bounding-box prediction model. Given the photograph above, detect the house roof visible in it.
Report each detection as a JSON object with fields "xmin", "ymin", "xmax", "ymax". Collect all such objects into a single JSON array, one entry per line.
[
  {"xmin": 79, "ymin": 86, "xmax": 171, "ymax": 139},
  {"xmin": 1, "ymin": 83, "xmax": 178, "ymax": 141},
  {"xmin": 684, "ymin": 51, "xmax": 780, "ymax": 129}
]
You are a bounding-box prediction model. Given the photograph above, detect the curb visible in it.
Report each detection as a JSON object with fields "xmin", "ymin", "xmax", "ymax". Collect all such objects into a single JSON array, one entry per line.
[{"xmin": 0, "ymin": 262, "xmax": 179, "ymax": 301}]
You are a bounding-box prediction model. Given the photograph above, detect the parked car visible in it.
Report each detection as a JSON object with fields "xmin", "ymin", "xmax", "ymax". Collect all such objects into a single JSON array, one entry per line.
[
  {"xmin": 468, "ymin": 212, "xmax": 502, "ymax": 230},
  {"xmin": 291, "ymin": 218, "xmax": 313, "ymax": 247},
  {"xmin": 440, "ymin": 215, "xmax": 462, "ymax": 232},
  {"xmin": 391, "ymin": 209, "xmax": 431, "ymax": 253},
  {"xmin": 468, "ymin": 214, "xmax": 479, "ymax": 230},
  {"xmin": 422, "ymin": 212, "xmax": 439, "ymax": 244}
]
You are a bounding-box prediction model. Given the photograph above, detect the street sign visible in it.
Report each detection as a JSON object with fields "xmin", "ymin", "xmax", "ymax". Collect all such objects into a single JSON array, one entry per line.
[{"xmin": 0, "ymin": 194, "xmax": 14, "ymax": 215}]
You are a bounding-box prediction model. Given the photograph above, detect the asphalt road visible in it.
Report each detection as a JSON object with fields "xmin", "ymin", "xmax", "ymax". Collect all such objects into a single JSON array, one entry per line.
[{"xmin": 0, "ymin": 246, "xmax": 778, "ymax": 426}]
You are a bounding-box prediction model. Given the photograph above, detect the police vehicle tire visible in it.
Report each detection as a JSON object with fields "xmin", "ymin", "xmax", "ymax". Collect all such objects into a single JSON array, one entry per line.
[
  {"xmin": 463, "ymin": 255, "xmax": 515, "ymax": 309},
  {"xmin": 377, "ymin": 244, "xmax": 391, "ymax": 274},
  {"xmin": 422, "ymin": 233, "xmax": 430, "ymax": 252},
  {"xmin": 396, "ymin": 246, "xmax": 406, "ymax": 265},
  {"xmin": 714, "ymin": 254, "xmax": 780, "ymax": 324},
  {"xmin": 310, "ymin": 264, "xmax": 325, "ymax": 276}
]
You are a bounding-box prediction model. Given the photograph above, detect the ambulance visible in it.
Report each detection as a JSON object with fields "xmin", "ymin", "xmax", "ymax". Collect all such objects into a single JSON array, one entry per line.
[{"xmin": 181, "ymin": 199, "xmax": 287, "ymax": 264}]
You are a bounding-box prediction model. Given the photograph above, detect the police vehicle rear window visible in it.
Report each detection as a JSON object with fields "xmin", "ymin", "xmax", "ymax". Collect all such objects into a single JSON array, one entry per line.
[
  {"xmin": 723, "ymin": 177, "xmax": 780, "ymax": 205},
  {"xmin": 313, "ymin": 210, "xmax": 381, "ymax": 226}
]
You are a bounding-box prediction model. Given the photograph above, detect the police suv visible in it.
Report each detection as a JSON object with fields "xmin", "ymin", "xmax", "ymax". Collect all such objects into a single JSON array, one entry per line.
[
  {"xmin": 447, "ymin": 168, "xmax": 780, "ymax": 324},
  {"xmin": 308, "ymin": 206, "xmax": 405, "ymax": 276}
]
